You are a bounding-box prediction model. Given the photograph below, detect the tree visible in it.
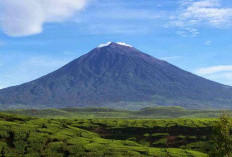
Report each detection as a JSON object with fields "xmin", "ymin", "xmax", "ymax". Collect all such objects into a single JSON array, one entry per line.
[{"xmin": 210, "ymin": 113, "xmax": 232, "ymax": 157}]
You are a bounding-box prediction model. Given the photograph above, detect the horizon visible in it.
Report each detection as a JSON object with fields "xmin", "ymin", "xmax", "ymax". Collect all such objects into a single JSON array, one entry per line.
[{"xmin": 1, "ymin": 0, "xmax": 232, "ymax": 88}]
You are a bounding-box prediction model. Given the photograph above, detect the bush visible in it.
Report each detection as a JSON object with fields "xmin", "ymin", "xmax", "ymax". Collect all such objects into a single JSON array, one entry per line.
[{"xmin": 210, "ymin": 113, "xmax": 232, "ymax": 157}]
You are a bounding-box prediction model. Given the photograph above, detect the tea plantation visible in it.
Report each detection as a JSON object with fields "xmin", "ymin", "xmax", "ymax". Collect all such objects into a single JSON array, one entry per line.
[{"xmin": 0, "ymin": 112, "xmax": 216, "ymax": 157}]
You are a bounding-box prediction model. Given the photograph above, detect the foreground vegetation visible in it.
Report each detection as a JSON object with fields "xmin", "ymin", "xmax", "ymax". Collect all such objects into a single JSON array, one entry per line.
[
  {"xmin": 0, "ymin": 112, "xmax": 217, "ymax": 157},
  {"xmin": 210, "ymin": 113, "xmax": 232, "ymax": 157},
  {"xmin": 1, "ymin": 108, "xmax": 232, "ymax": 157}
]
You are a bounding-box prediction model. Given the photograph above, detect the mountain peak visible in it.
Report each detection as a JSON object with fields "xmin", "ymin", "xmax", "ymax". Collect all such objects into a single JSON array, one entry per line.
[
  {"xmin": 97, "ymin": 42, "xmax": 133, "ymax": 48},
  {"xmin": 1, "ymin": 42, "xmax": 232, "ymax": 110}
]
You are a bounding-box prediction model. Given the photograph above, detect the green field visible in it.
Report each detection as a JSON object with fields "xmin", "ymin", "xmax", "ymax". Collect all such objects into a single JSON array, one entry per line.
[
  {"xmin": 3, "ymin": 106, "xmax": 228, "ymax": 119},
  {"xmin": 0, "ymin": 111, "xmax": 220, "ymax": 157}
]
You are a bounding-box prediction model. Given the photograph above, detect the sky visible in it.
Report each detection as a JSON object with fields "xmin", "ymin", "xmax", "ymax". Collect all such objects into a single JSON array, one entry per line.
[{"xmin": 0, "ymin": 0, "xmax": 232, "ymax": 89}]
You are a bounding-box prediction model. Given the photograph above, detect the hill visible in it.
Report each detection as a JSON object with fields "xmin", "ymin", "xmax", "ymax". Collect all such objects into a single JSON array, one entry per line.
[
  {"xmin": 3, "ymin": 107, "xmax": 226, "ymax": 119},
  {"xmin": 0, "ymin": 42, "xmax": 232, "ymax": 109}
]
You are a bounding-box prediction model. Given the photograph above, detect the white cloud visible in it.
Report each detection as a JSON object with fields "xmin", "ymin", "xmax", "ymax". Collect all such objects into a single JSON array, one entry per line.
[
  {"xmin": 205, "ymin": 40, "xmax": 212, "ymax": 45},
  {"xmin": 177, "ymin": 28, "xmax": 199, "ymax": 37},
  {"xmin": 178, "ymin": 0, "xmax": 232, "ymax": 27},
  {"xmin": 210, "ymin": 72, "xmax": 232, "ymax": 85},
  {"xmin": 195, "ymin": 65, "xmax": 232, "ymax": 85},
  {"xmin": 0, "ymin": 0, "xmax": 88, "ymax": 36},
  {"xmin": 196, "ymin": 65, "xmax": 232, "ymax": 75},
  {"xmin": 176, "ymin": 31, "xmax": 187, "ymax": 37},
  {"xmin": 161, "ymin": 56, "xmax": 183, "ymax": 61},
  {"xmin": 173, "ymin": 0, "xmax": 232, "ymax": 36}
]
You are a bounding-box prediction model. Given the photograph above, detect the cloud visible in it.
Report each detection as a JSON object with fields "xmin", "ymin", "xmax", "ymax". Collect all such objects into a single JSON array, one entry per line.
[
  {"xmin": 176, "ymin": 28, "xmax": 199, "ymax": 37},
  {"xmin": 195, "ymin": 65, "xmax": 232, "ymax": 85},
  {"xmin": 0, "ymin": 0, "xmax": 88, "ymax": 36},
  {"xmin": 196, "ymin": 65, "xmax": 232, "ymax": 75},
  {"xmin": 208, "ymin": 72, "xmax": 232, "ymax": 86},
  {"xmin": 176, "ymin": 31, "xmax": 188, "ymax": 37},
  {"xmin": 161, "ymin": 56, "xmax": 183, "ymax": 61},
  {"xmin": 172, "ymin": 0, "xmax": 232, "ymax": 36},
  {"xmin": 205, "ymin": 40, "xmax": 212, "ymax": 45},
  {"xmin": 177, "ymin": 0, "xmax": 232, "ymax": 27}
]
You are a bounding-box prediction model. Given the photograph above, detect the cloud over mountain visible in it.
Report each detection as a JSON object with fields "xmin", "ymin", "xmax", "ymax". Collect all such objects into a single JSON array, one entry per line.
[
  {"xmin": 196, "ymin": 65, "xmax": 232, "ymax": 75},
  {"xmin": 0, "ymin": 0, "xmax": 88, "ymax": 36},
  {"xmin": 195, "ymin": 65, "xmax": 232, "ymax": 85}
]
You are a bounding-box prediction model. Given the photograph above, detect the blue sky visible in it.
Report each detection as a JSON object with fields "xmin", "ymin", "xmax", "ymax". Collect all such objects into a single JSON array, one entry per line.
[{"xmin": 0, "ymin": 0, "xmax": 232, "ymax": 88}]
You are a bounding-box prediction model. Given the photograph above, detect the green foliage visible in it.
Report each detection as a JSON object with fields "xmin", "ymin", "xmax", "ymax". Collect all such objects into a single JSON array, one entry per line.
[
  {"xmin": 0, "ymin": 112, "xmax": 210, "ymax": 157},
  {"xmin": 210, "ymin": 113, "xmax": 232, "ymax": 157},
  {"xmin": 3, "ymin": 106, "xmax": 228, "ymax": 119},
  {"xmin": 181, "ymin": 141, "xmax": 212, "ymax": 154},
  {"xmin": 153, "ymin": 138, "xmax": 168, "ymax": 147}
]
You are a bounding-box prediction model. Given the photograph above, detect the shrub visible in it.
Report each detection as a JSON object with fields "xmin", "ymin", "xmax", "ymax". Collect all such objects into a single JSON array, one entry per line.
[{"xmin": 210, "ymin": 113, "xmax": 232, "ymax": 157}]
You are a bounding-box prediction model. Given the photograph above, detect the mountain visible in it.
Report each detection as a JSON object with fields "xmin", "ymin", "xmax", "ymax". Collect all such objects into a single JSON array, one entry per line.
[{"xmin": 0, "ymin": 42, "xmax": 232, "ymax": 110}]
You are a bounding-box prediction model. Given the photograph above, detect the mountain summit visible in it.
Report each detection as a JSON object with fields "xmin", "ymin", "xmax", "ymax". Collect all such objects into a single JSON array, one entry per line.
[{"xmin": 0, "ymin": 42, "xmax": 232, "ymax": 109}]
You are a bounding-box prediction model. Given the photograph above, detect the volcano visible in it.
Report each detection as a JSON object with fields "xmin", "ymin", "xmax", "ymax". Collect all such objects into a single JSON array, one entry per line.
[{"xmin": 0, "ymin": 42, "xmax": 232, "ymax": 109}]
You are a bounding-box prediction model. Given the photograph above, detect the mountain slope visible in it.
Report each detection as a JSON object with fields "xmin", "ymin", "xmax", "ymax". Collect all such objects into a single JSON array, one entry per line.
[{"xmin": 0, "ymin": 42, "xmax": 232, "ymax": 109}]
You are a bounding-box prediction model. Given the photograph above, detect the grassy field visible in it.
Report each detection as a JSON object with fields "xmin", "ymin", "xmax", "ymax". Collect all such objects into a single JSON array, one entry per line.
[
  {"xmin": 2, "ymin": 106, "xmax": 228, "ymax": 119},
  {"xmin": 0, "ymin": 111, "xmax": 219, "ymax": 157}
]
